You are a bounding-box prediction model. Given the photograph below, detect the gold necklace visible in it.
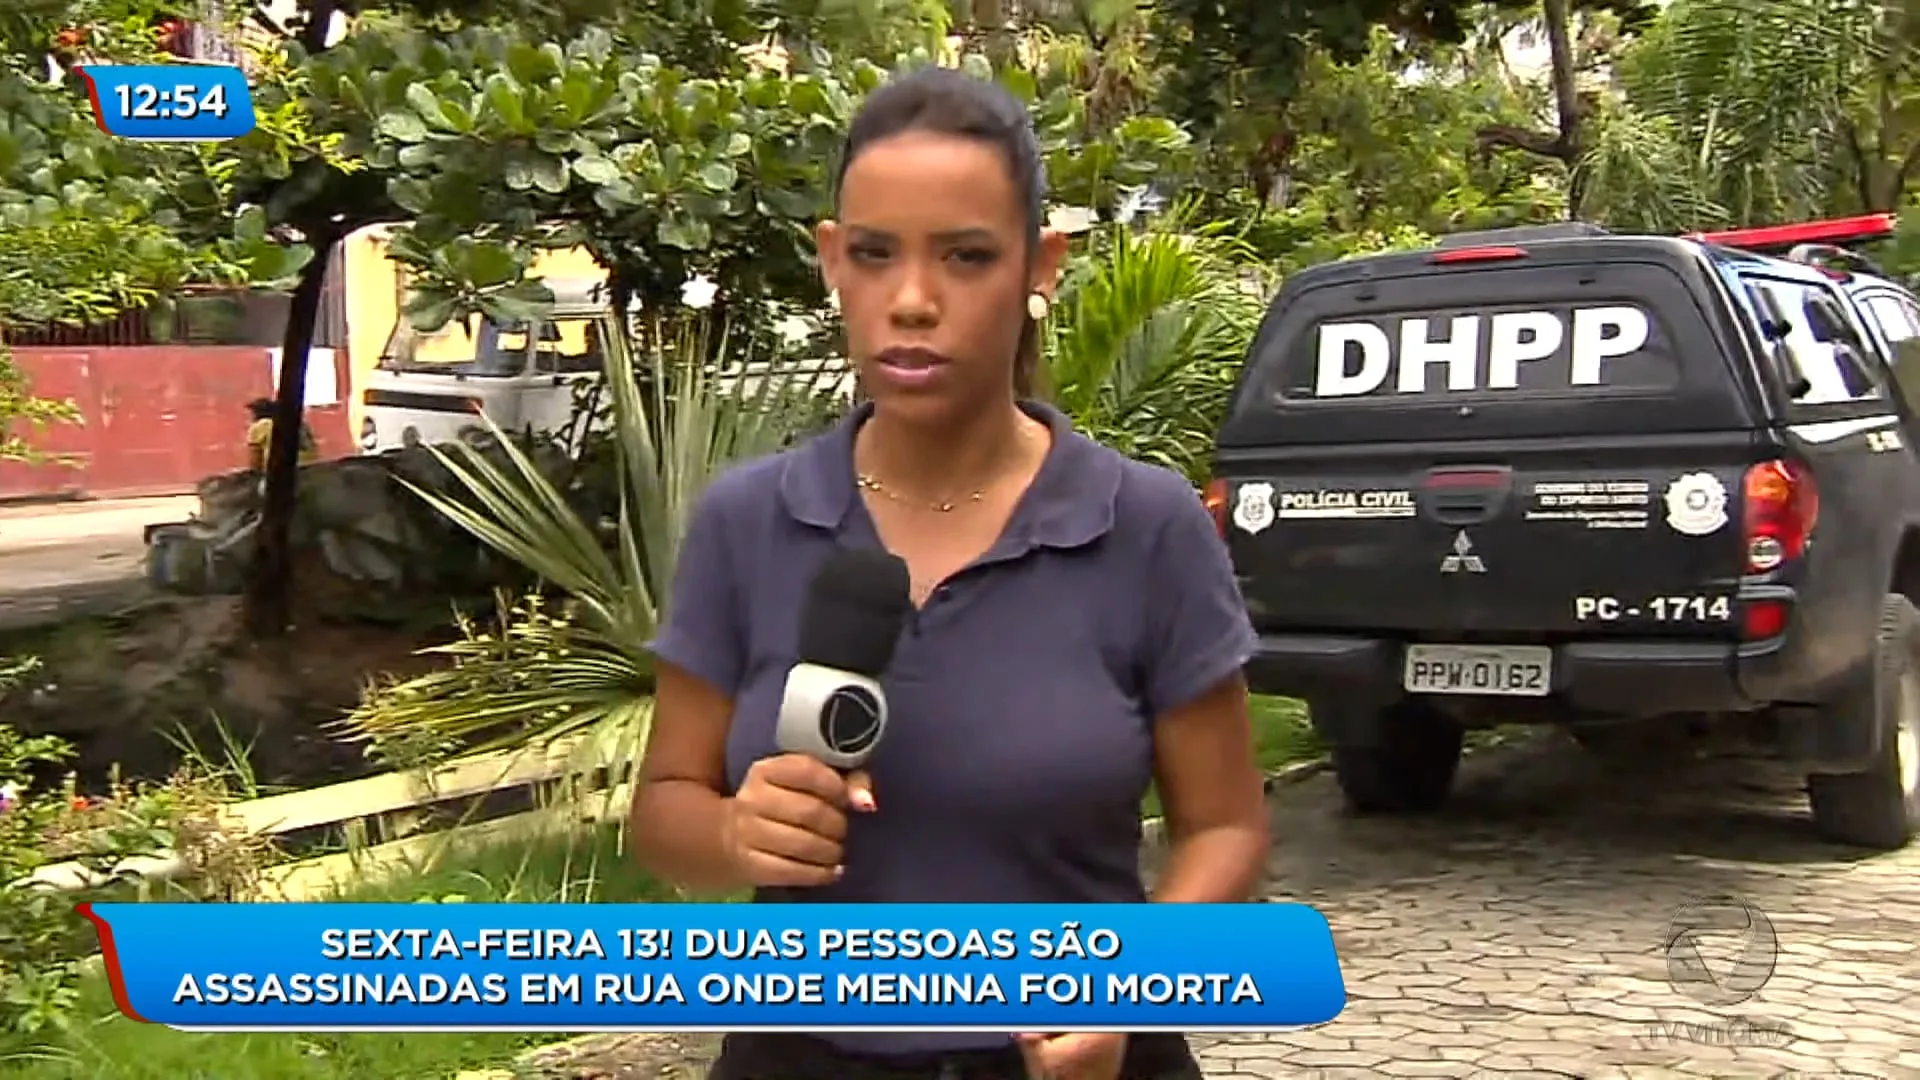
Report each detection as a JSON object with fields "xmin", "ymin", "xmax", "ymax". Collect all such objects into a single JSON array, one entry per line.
[
  {"xmin": 855, "ymin": 473, "xmax": 985, "ymax": 513},
  {"xmin": 856, "ymin": 419, "xmax": 1038, "ymax": 513}
]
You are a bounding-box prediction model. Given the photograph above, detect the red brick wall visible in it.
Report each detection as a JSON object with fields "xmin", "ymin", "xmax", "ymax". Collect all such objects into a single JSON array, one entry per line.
[{"xmin": 0, "ymin": 346, "xmax": 351, "ymax": 500}]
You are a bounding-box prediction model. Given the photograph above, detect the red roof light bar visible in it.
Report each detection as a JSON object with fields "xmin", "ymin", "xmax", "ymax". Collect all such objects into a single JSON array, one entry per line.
[{"xmin": 1688, "ymin": 213, "xmax": 1897, "ymax": 255}]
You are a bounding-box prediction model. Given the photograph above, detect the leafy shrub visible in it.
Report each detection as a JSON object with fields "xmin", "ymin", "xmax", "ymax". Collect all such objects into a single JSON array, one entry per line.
[
  {"xmin": 1046, "ymin": 212, "xmax": 1271, "ymax": 483},
  {"xmin": 0, "ymin": 670, "xmax": 268, "ymax": 1037}
]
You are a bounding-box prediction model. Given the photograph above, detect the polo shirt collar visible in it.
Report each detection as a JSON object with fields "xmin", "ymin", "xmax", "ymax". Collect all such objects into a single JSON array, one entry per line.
[{"xmin": 778, "ymin": 399, "xmax": 1120, "ymax": 550}]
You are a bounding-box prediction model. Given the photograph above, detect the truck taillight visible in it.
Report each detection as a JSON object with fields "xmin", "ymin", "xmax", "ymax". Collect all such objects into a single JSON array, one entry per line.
[
  {"xmin": 1742, "ymin": 460, "xmax": 1818, "ymax": 573},
  {"xmin": 1744, "ymin": 601, "xmax": 1789, "ymax": 640},
  {"xmin": 1740, "ymin": 460, "xmax": 1816, "ymax": 640},
  {"xmin": 1202, "ymin": 478, "xmax": 1228, "ymax": 539}
]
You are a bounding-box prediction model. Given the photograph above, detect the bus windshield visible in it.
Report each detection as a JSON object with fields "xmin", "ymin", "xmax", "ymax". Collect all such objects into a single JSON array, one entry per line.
[{"xmin": 378, "ymin": 313, "xmax": 608, "ymax": 376}]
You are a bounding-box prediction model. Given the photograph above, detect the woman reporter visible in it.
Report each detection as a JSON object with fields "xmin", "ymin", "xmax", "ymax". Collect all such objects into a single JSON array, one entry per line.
[{"xmin": 630, "ymin": 66, "xmax": 1269, "ymax": 1080}]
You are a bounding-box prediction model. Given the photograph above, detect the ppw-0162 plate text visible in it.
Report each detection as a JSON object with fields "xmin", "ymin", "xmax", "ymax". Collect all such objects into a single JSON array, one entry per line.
[{"xmin": 1403, "ymin": 644, "xmax": 1552, "ymax": 696}]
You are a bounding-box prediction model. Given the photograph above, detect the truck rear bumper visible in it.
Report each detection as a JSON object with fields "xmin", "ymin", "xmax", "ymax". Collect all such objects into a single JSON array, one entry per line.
[{"xmin": 1246, "ymin": 632, "xmax": 1792, "ymax": 718}]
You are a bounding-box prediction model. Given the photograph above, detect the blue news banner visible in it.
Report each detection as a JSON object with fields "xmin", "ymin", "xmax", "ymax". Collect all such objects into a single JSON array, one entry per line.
[{"xmin": 79, "ymin": 903, "xmax": 1346, "ymax": 1031}]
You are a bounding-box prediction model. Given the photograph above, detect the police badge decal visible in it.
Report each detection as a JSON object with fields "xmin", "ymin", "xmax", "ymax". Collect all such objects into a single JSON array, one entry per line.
[
  {"xmin": 1233, "ymin": 482, "xmax": 1276, "ymax": 535},
  {"xmin": 1663, "ymin": 472, "xmax": 1729, "ymax": 536}
]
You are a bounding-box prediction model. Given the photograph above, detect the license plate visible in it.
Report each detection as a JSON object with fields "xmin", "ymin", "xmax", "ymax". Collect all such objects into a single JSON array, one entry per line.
[{"xmin": 1403, "ymin": 644, "xmax": 1552, "ymax": 696}]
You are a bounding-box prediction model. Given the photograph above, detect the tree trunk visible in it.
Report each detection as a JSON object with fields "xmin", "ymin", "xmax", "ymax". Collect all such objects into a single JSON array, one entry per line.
[
  {"xmin": 243, "ymin": 233, "xmax": 334, "ymax": 637},
  {"xmin": 239, "ymin": 0, "xmax": 343, "ymax": 638},
  {"xmin": 1882, "ymin": 139, "xmax": 1920, "ymax": 212},
  {"xmin": 1472, "ymin": 0, "xmax": 1588, "ymax": 216},
  {"xmin": 973, "ymin": 0, "xmax": 1014, "ymax": 69},
  {"xmin": 1541, "ymin": 0, "xmax": 1585, "ymax": 217}
]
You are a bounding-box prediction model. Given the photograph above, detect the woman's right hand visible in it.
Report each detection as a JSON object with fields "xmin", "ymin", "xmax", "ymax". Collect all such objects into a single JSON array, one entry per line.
[{"xmin": 723, "ymin": 754, "xmax": 875, "ymax": 887}]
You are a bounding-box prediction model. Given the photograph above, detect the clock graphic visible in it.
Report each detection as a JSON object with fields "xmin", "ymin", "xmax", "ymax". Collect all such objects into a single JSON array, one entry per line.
[{"xmin": 75, "ymin": 63, "xmax": 256, "ymax": 141}]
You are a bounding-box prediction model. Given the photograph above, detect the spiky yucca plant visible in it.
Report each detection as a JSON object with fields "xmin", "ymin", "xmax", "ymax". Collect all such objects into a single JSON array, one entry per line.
[{"xmin": 341, "ymin": 315, "xmax": 845, "ymax": 776}]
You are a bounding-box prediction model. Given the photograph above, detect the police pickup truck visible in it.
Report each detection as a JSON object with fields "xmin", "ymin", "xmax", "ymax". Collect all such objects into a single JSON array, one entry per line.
[{"xmin": 1208, "ymin": 218, "xmax": 1920, "ymax": 850}]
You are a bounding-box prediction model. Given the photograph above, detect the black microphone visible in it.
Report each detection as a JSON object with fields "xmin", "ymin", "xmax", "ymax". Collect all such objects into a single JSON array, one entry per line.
[{"xmin": 774, "ymin": 548, "xmax": 914, "ymax": 770}]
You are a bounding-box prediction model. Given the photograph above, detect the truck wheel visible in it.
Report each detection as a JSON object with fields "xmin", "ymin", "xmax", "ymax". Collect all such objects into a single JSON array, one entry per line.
[
  {"xmin": 1806, "ymin": 595, "xmax": 1920, "ymax": 851},
  {"xmin": 1323, "ymin": 699, "xmax": 1464, "ymax": 814}
]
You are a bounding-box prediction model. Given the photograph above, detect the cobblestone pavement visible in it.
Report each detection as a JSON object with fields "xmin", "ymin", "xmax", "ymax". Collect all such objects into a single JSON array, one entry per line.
[{"xmin": 1189, "ymin": 734, "xmax": 1920, "ymax": 1079}]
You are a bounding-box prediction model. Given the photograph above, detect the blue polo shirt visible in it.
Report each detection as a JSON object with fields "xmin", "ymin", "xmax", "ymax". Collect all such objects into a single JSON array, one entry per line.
[{"xmin": 650, "ymin": 400, "xmax": 1255, "ymax": 1054}]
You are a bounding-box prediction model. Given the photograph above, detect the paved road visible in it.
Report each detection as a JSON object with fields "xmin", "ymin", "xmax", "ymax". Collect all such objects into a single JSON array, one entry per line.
[
  {"xmin": 0, "ymin": 495, "xmax": 197, "ymax": 630},
  {"xmin": 1191, "ymin": 735, "xmax": 1920, "ymax": 1079}
]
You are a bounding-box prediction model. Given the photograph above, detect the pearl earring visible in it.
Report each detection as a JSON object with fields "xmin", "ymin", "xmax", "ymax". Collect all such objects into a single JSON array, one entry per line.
[
  {"xmin": 826, "ymin": 289, "xmax": 840, "ymax": 312},
  {"xmin": 1026, "ymin": 292, "xmax": 1050, "ymax": 321}
]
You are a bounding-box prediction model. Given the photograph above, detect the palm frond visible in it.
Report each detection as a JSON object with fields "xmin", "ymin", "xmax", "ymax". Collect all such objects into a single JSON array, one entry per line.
[
  {"xmin": 1048, "ymin": 220, "xmax": 1265, "ymax": 426},
  {"xmin": 1577, "ymin": 104, "xmax": 1730, "ymax": 232},
  {"xmin": 1045, "ymin": 216, "xmax": 1268, "ymax": 481},
  {"xmin": 1610, "ymin": 0, "xmax": 1894, "ymax": 224}
]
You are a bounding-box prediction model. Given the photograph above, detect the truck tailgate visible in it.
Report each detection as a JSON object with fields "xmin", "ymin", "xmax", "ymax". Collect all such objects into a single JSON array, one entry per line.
[{"xmin": 1221, "ymin": 443, "xmax": 1753, "ymax": 644}]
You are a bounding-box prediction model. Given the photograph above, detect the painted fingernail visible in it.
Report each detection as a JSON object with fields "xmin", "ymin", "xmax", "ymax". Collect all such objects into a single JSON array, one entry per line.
[{"xmin": 851, "ymin": 790, "xmax": 876, "ymax": 812}]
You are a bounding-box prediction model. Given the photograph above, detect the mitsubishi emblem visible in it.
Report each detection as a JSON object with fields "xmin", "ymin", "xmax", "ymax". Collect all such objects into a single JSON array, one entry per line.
[{"xmin": 1441, "ymin": 531, "xmax": 1486, "ymax": 573}]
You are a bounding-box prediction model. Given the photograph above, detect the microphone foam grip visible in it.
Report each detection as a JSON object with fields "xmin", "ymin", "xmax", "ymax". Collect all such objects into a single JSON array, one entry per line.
[{"xmin": 795, "ymin": 548, "xmax": 913, "ymax": 676}]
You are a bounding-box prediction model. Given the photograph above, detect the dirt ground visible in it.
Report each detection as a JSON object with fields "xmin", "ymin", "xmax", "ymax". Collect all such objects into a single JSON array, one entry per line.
[
  {"xmin": 1, "ymin": 592, "xmax": 447, "ymax": 790},
  {"xmin": 0, "ymin": 494, "xmax": 462, "ymax": 790}
]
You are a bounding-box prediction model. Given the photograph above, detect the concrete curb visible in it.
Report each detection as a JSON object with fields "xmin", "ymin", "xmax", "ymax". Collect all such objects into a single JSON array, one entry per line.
[{"xmin": 1139, "ymin": 756, "xmax": 1329, "ymax": 852}]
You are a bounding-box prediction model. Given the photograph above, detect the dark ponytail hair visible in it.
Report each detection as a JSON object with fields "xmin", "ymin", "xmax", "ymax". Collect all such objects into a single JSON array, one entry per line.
[{"xmin": 833, "ymin": 66, "xmax": 1050, "ymax": 400}]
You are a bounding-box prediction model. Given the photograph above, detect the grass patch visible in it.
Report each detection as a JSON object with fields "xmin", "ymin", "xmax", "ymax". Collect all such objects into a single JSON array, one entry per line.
[
  {"xmin": 1141, "ymin": 695, "xmax": 1320, "ymax": 819},
  {"xmin": 0, "ymin": 822, "xmax": 680, "ymax": 1080},
  {"xmin": 4, "ymin": 979, "xmax": 557, "ymax": 1080},
  {"xmin": 1248, "ymin": 696, "xmax": 1321, "ymax": 774}
]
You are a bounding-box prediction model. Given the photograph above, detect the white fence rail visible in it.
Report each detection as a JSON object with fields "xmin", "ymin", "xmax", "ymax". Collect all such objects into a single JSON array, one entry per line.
[{"xmin": 27, "ymin": 735, "xmax": 627, "ymax": 901}]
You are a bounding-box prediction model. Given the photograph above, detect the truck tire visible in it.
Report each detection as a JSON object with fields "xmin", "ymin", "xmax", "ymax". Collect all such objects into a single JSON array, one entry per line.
[
  {"xmin": 1806, "ymin": 595, "xmax": 1920, "ymax": 850},
  {"xmin": 1323, "ymin": 699, "xmax": 1464, "ymax": 814}
]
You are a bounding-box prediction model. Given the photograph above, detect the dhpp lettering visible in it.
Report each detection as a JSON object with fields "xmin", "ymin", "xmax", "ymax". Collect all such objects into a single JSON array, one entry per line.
[{"xmin": 1313, "ymin": 307, "xmax": 1651, "ymax": 397}]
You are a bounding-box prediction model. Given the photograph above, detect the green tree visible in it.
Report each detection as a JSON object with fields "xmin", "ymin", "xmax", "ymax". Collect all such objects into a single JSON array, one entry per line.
[
  {"xmin": 361, "ymin": 25, "xmax": 865, "ymax": 331},
  {"xmin": 1416, "ymin": 0, "xmax": 1658, "ymax": 220},
  {"xmin": 1261, "ymin": 27, "xmax": 1564, "ymax": 250},
  {"xmin": 0, "ymin": 20, "xmax": 302, "ymax": 463},
  {"xmin": 153, "ymin": 0, "xmax": 632, "ymax": 637},
  {"xmin": 981, "ymin": 47, "xmax": 1197, "ymax": 223},
  {"xmin": 1024, "ymin": 0, "xmax": 1163, "ymax": 137},
  {"xmin": 341, "ymin": 318, "xmax": 842, "ymax": 768},
  {"xmin": 1152, "ymin": 0, "xmax": 1515, "ymax": 198},
  {"xmin": 1151, "ymin": 0, "xmax": 1659, "ymax": 211},
  {"xmin": 1044, "ymin": 209, "xmax": 1268, "ymax": 482},
  {"xmin": 210, "ymin": 0, "xmax": 947, "ymax": 636},
  {"xmin": 1589, "ymin": 0, "xmax": 1920, "ymax": 230},
  {"xmin": 761, "ymin": 0, "xmax": 952, "ymax": 69}
]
